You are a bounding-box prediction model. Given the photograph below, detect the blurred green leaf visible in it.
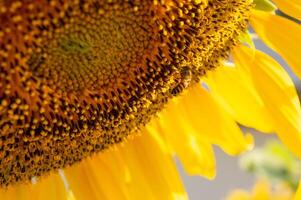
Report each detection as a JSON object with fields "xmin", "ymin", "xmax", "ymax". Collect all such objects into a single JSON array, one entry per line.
[{"xmin": 239, "ymin": 140, "xmax": 301, "ymax": 190}]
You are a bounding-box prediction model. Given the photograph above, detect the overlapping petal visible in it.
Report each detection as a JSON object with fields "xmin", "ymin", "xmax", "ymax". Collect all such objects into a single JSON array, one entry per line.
[
  {"xmin": 164, "ymin": 85, "xmax": 253, "ymax": 156},
  {"xmin": 272, "ymin": 0, "xmax": 301, "ymax": 20},
  {"xmin": 234, "ymin": 45, "xmax": 301, "ymax": 159},
  {"xmin": 0, "ymin": 173, "xmax": 67, "ymax": 200},
  {"xmin": 205, "ymin": 63, "xmax": 274, "ymax": 133},
  {"xmin": 294, "ymin": 180, "xmax": 301, "ymax": 200},
  {"xmin": 64, "ymin": 131, "xmax": 187, "ymax": 200},
  {"xmin": 251, "ymin": 10, "xmax": 301, "ymax": 79},
  {"xmin": 151, "ymin": 107, "xmax": 216, "ymax": 178}
]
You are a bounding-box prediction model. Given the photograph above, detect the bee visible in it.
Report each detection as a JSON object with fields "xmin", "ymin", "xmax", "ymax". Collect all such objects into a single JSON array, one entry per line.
[{"xmin": 170, "ymin": 66, "xmax": 192, "ymax": 96}]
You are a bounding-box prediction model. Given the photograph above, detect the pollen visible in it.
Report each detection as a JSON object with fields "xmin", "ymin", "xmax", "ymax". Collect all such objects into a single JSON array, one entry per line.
[{"xmin": 0, "ymin": 0, "xmax": 251, "ymax": 186}]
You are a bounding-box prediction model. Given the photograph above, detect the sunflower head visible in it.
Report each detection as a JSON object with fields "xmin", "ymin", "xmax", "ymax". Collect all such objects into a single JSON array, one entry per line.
[{"xmin": 0, "ymin": 0, "xmax": 251, "ymax": 186}]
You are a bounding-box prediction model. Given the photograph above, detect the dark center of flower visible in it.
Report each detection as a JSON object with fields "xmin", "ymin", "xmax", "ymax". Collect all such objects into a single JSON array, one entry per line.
[
  {"xmin": 28, "ymin": 5, "xmax": 155, "ymax": 92},
  {"xmin": 0, "ymin": 0, "xmax": 251, "ymax": 186}
]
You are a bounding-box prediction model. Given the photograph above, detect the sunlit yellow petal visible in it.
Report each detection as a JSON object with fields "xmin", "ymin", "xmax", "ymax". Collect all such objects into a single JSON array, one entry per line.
[
  {"xmin": 68, "ymin": 192, "xmax": 76, "ymax": 200},
  {"xmin": 206, "ymin": 64, "xmax": 274, "ymax": 133},
  {"xmin": 0, "ymin": 184, "xmax": 34, "ymax": 200},
  {"xmin": 34, "ymin": 173, "xmax": 68, "ymax": 200},
  {"xmin": 235, "ymin": 45, "xmax": 301, "ymax": 159},
  {"xmin": 123, "ymin": 132, "xmax": 188, "ymax": 200},
  {"xmin": 173, "ymin": 85, "xmax": 253, "ymax": 156},
  {"xmin": 294, "ymin": 181, "xmax": 301, "ymax": 200},
  {"xmin": 65, "ymin": 148, "xmax": 148, "ymax": 200},
  {"xmin": 0, "ymin": 173, "xmax": 67, "ymax": 200},
  {"xmin": 272, "ymin": 0, "xmax": 301, "ymax": 20},
  {"xmin": 253, "ymin": 0, "xmax": 277, "ymax": 12},
  {"xmin": 65, "ymin": 131, "xmax": 187, "ymax": 200},
  {"xmin": 251, "ymin": 10, "xmax": 301, "ymax": 79},
  {"xmin": 225, "ymin": 190, "xmax": 251, "ymax": 200},
  {"xmin": 64, "ymin": 161, "xmax": 107, "ymax": 200},
  {"xmin": 150, "ymin": 111, "xmax": 216, "ymax": 178},
  {"xmin": 239, "ymin": 31, "xmax": 255, "ymax": 50},
  {"xmin": 252, "ymin": 180, "xmax": 270, "ymax": 200}
]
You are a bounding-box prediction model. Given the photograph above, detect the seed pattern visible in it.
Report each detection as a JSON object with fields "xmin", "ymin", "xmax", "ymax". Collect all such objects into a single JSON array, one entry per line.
[{"xmin": 0, "ymin": 0, "xmax": 251, "ymax": 186}]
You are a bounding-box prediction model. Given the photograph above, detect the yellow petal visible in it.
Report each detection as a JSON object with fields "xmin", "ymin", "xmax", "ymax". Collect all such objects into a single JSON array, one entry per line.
[
  {"xmin": 64, "ymin": 163, "xmax": 101, "ymax": 200},
  {"xmin": 34, "ymin": 173, "xmax": 68, "ymax": 200},
  {"xmin": 272, "ymin": 0, "xmax": 301, "ymax": 21},
  {"xmin": 239, "ymin": 30, "xmax": 255, "ymax": 50},
  {"xmin": 68, "ymin": 192, "xmax": 76, "ymax": 200},
  {"xmin": 0, "ymin": 184, "xmax": 34, "ymax": 200},
  {"xmin": 206, "ymin": 63, "xmax": 274, "ymax": 133},
  {"xmin": 0, "ymin": 173, "xmax": 67, "ymax": 200},
  {"xmin": 122, "ymin": 131, "xmax": 188, "ymax": 200},
  {"xmin": 65, "ymin": 131, "xmax": 187, "ymax": 200},
  {"xmin": 151, "ymin": 110, "xmax": 216, "ymax": 178},
  {"xmin": 225, "ymin": 190, "xmax": 251, "ymax": 200},
  {"xmin": 253, "ymin": 0, "xmax": 277, "ymax": 12},
  {"xmin": 294, "ymin": 180, "xmax": 301, "ymax": 200},
  {"xmin": 235, "ymin": 45, "xmax": 301, "ymax": 159},
  {"xmin": 251, "ymin": 10, "xmax": 301, "ymax": 79},
  {"xmin": 65, "ymin": 152, "xmax": 143, "ymax": 200},
  {"xmin": 169, "ymin": 84, "xmax": 253, "ymax": 156},
  {"xmin": 252, "ymin": 180, "xmax": 270, "ymax": 200}
]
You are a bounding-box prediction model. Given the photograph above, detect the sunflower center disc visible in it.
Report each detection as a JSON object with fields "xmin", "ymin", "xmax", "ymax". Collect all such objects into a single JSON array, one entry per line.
[
  {"xmin": 0, "ymin": 0, "xmax": 251, "ymax": 186},
  {"xmin": 29, "ymin": 6, "xmax": 153, "ymax": 92}
]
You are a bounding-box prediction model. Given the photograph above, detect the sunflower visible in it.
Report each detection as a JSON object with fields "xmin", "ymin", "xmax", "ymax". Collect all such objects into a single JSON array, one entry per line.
[
  {"xmin": 226, "ymin": 140, "xmax": 301, "ymax": 200},
  {"xmin": 0, "ymin": 0, "xmax": 301, "ymax": 199}
]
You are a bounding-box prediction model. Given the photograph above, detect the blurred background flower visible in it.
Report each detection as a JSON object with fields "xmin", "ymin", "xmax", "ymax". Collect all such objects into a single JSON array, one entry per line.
[{"xmin": 226, "ymin": 140, "xmax": 301, "ymax": 200}]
